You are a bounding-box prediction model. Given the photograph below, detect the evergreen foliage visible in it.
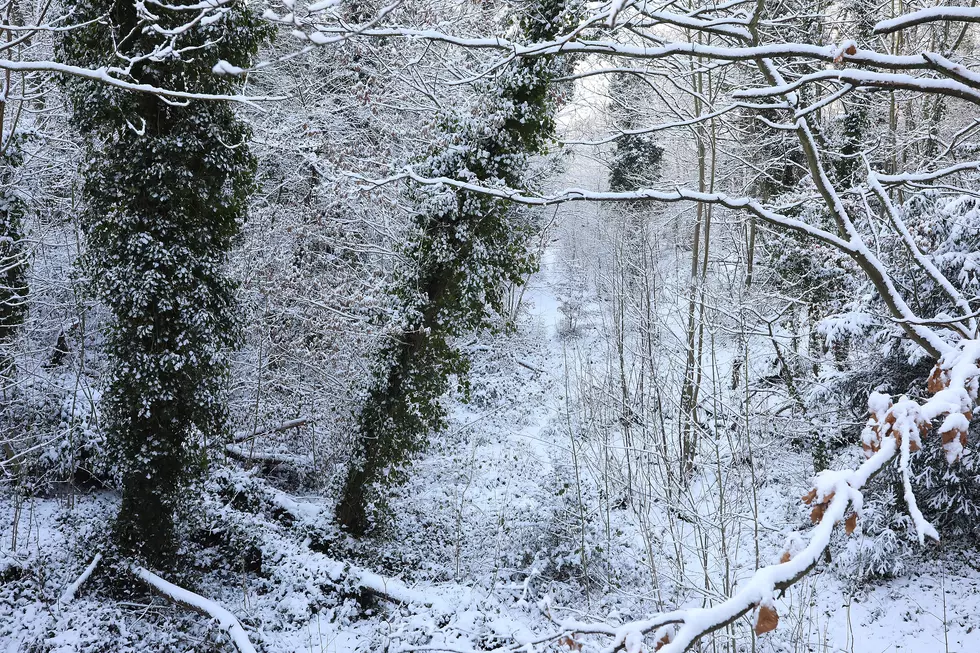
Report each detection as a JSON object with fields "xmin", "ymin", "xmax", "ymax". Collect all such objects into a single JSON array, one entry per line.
[
  {"xmin": 606, "ymin": 73, "xmax": 663, "ymax": 193},
  {"xmin": 58, "ymin": 0, "xmax": 271, "ymax": 566},
  {"xmin": 608, "ymin": 134, "xmax": 663, "ymax": 193},
  {"xmin": 830, "ymin": 107, "xmax": 870, "ymax": 186},
  {"xmin": 335, "ymin": 1, "xmax": 578, "ymax": 536}
]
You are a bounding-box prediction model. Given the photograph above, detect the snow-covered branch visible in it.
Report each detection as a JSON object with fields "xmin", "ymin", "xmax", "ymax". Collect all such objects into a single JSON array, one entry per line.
[
  {"xmin": 734, "ymin": 68, "xmax": 980, "ymax": 107},
  {"xmin": 876, "ymin": 161, "xmax": 980, "ymax": 186},
  {"xmin": 134, "ymin": 566, "xmax": 257, "ymax": 653},
  {"xmin": 866, "ymin": 165, "xmax": 979, "ymax": 339},
  {"xmin": 0, "ymin": 57, "xmax": 283, "ymax": 105},
  {"xmin": 224, "ymin": 442, "xmax": 313, "ymax": 466},
  {"xmin": 298, "ymin": 25, "xmax": 931, "ymax": 70},
  {"xmin": 360, "ymin": 163, "xmax": 949, "ymax": 357},
  {"xmin": 355, "ymin": 169, "xmax": 852, "ymax": 250},
  {"xmin": 874, "ymin": 7, "xmax": 980, "ymax": 34},
  {"xmin": 230, "ymin": 417, "xmax": 308, "ymax": 444},
  {"xmin": 630, "ymin": 8, "xmax": 751, "ymax": 39}
]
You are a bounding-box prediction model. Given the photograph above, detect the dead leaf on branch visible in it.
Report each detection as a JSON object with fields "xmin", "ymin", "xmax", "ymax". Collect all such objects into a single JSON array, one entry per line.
[
  {"xmin": 810, "ymin": 503, "xmax": 826, "ymax": 524},
  {"xmin": 928, "ymin": 365, "xmax": 949, "ymax": 394},
  {"xmin": 755, "ymin": 605, "xmax": 779, "ymax": 635}
]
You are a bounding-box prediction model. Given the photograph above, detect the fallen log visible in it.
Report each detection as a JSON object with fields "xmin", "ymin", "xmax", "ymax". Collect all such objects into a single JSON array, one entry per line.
[
  {"xmin": 134, "ymin": 566, "xmax": 256, "ymax": 653},
  {"xmin": 224, "ymin": 443, "xmax": 313, "ymax": 467},
  {"xmin": 59, "ymin": 553, "xmax": 102, "ymax": 605},
  {"xmin": 231, "ymin": 417, "xmax": 308, "ymax": 444}
]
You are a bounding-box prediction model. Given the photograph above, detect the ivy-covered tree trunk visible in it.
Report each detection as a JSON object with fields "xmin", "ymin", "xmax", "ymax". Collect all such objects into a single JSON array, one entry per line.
[
  {"xmin": 335, "ymin": 1, "xmax": 576, "ymax": 536},
  {"xmin": 59, "ymin": 0, "xmax": 269, "ymax": 566}
]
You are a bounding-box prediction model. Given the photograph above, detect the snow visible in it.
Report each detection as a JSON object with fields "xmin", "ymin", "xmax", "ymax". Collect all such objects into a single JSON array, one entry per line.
[
  {"xmin": 212, "ymin": 60, "xmax": 245, "ymax": 76},
  {"xmin": 940, "ymin": 412, "xmax": 970, "ymax": 435},
  {"xmin": 818, "ymin": 311, "xmax": 874, "ymax": 346},
  {"xmin": 356, "ymin": 569, "xmax": 450, "ymax": 612},
  {"xmin": 522, "ymin": 249, "xmax": 562, "ymax": 338},
  {"xmin": 868, "ymin": 391, "xmax": 892, "ymax": 418},
  {"xmin": 306, "ymin": 0, "xmax": 341, "ymax": 11},
  {"xmin": 6, "ymin": 4, "xmax": 980, "ymax": 651},
  {"xmin": 4, "ymin": 299, "xmax": 980, "ymax": 653}
]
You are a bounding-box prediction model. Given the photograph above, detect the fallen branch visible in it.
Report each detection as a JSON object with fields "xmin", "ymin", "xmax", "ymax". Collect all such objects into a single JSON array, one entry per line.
[
  {"xmin": 208, "ymin": 472, "xmax": 450, "ymax": 613},
  {"xmin": 134, "ymin": 566, "xmax": 257, "ymax": 653},
  {"xmin": 231, "ymin": 417, "xmax": 308, "ymax": 444},
  {"xmin": 58, "ymin": 553, "xmax": 102, "ymax": 605},
  {"xmin": 356, "ymin": 568, "xmax": 448, "ymax": 611},
  {"xmin": 516, "ymin": 358, "xmax": 544, "ymax": 373},
  {"xmin": 224, "ymin": 443, "xmax": 313, "ymax": 466}
]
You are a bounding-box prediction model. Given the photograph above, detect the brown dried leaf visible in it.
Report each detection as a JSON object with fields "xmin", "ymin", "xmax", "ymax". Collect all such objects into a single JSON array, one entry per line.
[
  {"xmin": 928, "ymin": 366, "xmax": 948, "ymax": 394},
  {"xmin": 780, "ymin": 551, "xmax": 792, "ymax": 564},
  {"xmin": 810, "ymin": 504, "xmax": 826, "ymax": 524},
  {"xmin": 941, "ymin": 428, "xmax": 968, "ymax": 462},
  {"xmin": 942, "ymin": 429, "xmax": 965, "ymax": 445},
  {"xmin": 845, "ymin": 512, "xmax": 858, "ymax": 535},
  {"xmin": 755, "ymin": 605, "xmax": 779, "ymax": 635},
  {"xmin": 802, "ymin": 489, "xmax": 817, "ymax": 505},
  {"xmin": 862, "ymin": 439, "xmax": 880, "ymax": 457},
  {"xmin": 558, "ymin": 634, "xmax": 582, "ymax": 651}
]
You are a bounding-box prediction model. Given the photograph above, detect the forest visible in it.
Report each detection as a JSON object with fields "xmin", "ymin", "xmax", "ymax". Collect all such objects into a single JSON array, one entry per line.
[{"xmin": 2, "ymin": 0, "xmax": 980, "ymax": 651}]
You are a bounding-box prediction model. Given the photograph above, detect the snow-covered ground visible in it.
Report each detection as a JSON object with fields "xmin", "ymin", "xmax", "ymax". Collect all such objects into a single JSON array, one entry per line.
[
  {"xmin": 4, "ymin": 154, "xmax": 980, "ymax": 653},
  {"xmin": 4, "ymin": 221, "xmax": 980, "ymax": 651}
]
